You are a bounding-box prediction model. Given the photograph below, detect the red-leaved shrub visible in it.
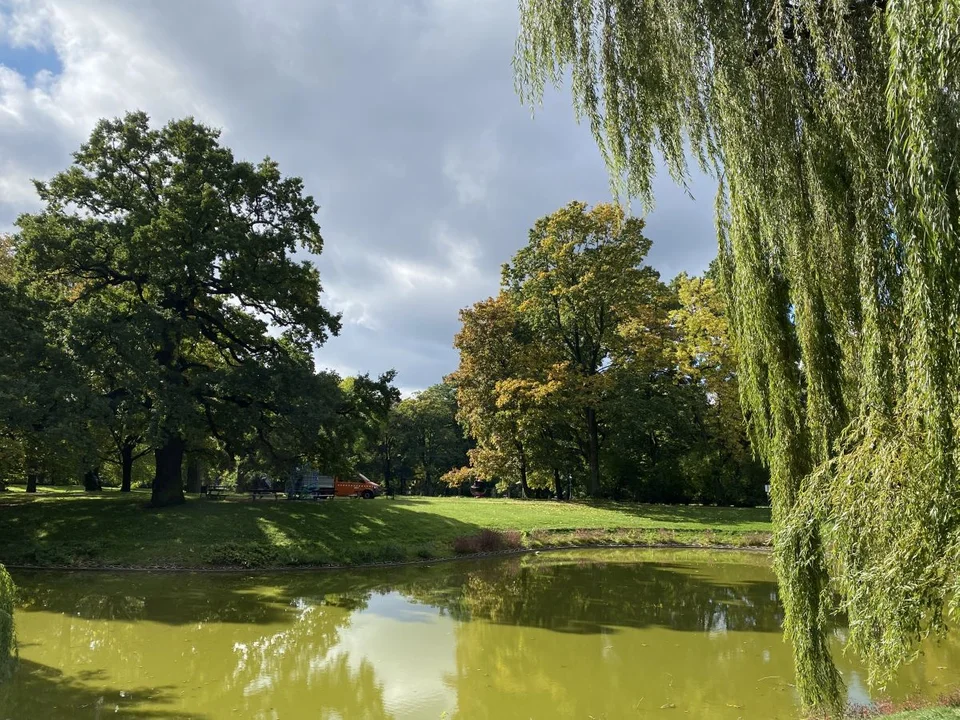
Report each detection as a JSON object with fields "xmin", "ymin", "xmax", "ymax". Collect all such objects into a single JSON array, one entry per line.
[{"xmin": 452, "ymin": 529, "xmax": 522, "ymax": 554}]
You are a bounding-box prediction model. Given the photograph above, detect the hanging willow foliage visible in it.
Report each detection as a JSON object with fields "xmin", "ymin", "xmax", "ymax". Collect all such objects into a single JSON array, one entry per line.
[
  {"xmin": 516, "ymin": 0, "xmax": 960, "ymax": 712},
  {"xmin": 0, "ymin": 564, "xmax": 15, "ymax": 681}
]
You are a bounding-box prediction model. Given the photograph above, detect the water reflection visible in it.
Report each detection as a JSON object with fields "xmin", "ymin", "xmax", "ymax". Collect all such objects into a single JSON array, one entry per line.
[{"xmin": 1, "ymin": 550, "xmax": 957, "ymax": 719}]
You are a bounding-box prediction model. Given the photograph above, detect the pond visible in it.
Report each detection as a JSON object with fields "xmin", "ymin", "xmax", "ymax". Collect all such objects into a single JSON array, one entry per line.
[{"xmin": 0, "ymin": 549, "xmax": 957, "ymax": 719}]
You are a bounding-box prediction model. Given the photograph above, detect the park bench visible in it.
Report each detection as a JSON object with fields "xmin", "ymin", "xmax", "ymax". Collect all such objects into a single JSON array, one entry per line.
[
  {"xmin": 251, "ymin": 479, "xmax": 284, "ymax": 501},
  {"xmin": 205, "ymin": 484, "xmax": 229, "ymax": 499}
]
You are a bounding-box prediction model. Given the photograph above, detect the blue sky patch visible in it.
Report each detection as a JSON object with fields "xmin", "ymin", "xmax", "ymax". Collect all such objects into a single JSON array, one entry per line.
[{"xmin": 0, "ymin": 43, "xmax": 62, "ymax": 82}]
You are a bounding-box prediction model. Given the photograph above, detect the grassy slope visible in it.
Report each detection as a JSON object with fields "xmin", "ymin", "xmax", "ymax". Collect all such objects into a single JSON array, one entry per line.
[
  {"xmin": 0, "ymin": 486, "xmax": 771, "ymax": 568},
  {"xmin": 887, "ymin": 711, "xmax": 960, "ymax": 719}
]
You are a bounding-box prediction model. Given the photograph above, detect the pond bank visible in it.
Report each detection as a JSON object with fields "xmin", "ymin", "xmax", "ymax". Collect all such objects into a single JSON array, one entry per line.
[
  {"xmin": 0, "ymin": 489, "xmax": 771, "ymax": 570},
  {"xmin": 1, "ymin": 535, "xmax": 772, "ymax": 573}
]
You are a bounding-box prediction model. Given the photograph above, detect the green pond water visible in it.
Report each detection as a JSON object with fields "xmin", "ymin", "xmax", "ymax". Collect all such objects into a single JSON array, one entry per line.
[{"xmin": 0, "ymin": 549, "xmax": 957, "ymax": 719}]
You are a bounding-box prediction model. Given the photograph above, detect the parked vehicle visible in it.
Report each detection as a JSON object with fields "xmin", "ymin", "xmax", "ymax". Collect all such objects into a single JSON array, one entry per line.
[{"xmin": 287, "ymin": 467, "xmax": 382, "ymax": 499}]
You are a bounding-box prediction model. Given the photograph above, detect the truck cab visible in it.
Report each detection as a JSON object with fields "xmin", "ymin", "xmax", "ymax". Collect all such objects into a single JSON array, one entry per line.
[{"xmin": 335, "ymin": 473, "xmax": 382, "ymax": 499}]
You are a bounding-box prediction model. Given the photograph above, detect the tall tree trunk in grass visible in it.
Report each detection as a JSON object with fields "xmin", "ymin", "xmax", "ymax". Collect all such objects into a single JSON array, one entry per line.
[
  {"xmin": 26, "ymin": 472, "xmax": 38, "ymax": 494},
  {"xmin": 186, "ymin": 456, "xmax": 202, "ymax": 494},
  {"xmin": 585, "ymin": 407, "xmax": 600, "ymax": 497},
  {"xmin": 151, "ymin": 434, "xmax": 185, "ymax": 507},
  {"xmin": 120, "ymin": 442, "xmax": 134, "ymax": 493},
  {"xmin": 518, "ymin": 444, "xmax": 530, "ymax": 499},
  {"xmin": 553, "ymin": 468, "xmax": 564, "ymax": 500},
  {"xmin": 383, "ymin": 456, "xmax": 392, "ymax": 496}
]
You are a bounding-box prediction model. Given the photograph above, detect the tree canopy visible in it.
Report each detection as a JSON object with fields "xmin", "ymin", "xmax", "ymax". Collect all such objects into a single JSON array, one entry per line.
[
  {"xmin": 516, "ymin": 0, "xmax": 960, "ymax": 709},
  {"xmin": 9, "ymin": 112, "xmax": 342, "ymax": 506},
  {"xmin": 452, "ymin": 202, "xmax": 765, "ymax": 505},
  {"xmin": 502, "ymin": 202, "xmax": 664, "ymax": 496}
]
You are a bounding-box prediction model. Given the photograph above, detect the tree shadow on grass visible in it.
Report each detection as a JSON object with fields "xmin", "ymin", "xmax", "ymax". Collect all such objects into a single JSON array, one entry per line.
[
  {"xmin": 0, "ymin": 659, "xmax": 206, "ymax": 719},
  {"xmin": 0, "ymin": 494, "xmax": 484, "ymax": 569}
]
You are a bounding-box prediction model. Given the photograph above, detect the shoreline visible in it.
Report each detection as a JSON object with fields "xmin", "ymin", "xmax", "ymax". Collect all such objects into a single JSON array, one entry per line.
[{"xmin": 2, "ymin": 539, "xmax": 771, "ymax": 573}]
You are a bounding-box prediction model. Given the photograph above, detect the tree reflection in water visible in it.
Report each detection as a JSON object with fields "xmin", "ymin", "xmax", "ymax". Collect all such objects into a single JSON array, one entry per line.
[{"xmin": 4, "ymin": 550, "xmax": 958, "ymax": 719}]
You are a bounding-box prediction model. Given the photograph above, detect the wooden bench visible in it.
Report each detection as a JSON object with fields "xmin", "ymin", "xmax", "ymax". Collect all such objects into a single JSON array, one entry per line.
[
  {"xmin": 206, "ymin": 485, "xmax": 229, "ymax": 499},
  {"xmin": 251, "ymin": 482, "xmax": 283, "ymax": 500}
]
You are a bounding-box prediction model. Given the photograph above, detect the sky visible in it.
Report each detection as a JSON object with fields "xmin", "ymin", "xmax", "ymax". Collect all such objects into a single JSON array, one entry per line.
[{"xmin": 0, "ymin": 0, "xmax": 718, "ymax": 394}]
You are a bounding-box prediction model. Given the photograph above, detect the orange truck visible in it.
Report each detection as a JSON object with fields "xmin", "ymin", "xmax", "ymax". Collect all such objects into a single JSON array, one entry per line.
[{"xmin": 290, "ymin": 468, "xmax": 382, "ymax": 499}]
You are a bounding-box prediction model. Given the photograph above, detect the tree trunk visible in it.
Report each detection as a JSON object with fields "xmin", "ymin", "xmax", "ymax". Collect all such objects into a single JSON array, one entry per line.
[
  {"xmin": 26, "ymin": 472, "xmax": 38, "ymax": 494},
  {"xmin": 553, "ymin": 468, "xmax": 564, "ymax": 500},
  {"xmin": 83, "ymin": 468, "xmax": 102, "ymax": 492},
  {"xmin": 120, "ymin": 442, "xmax": 134, "ymax": 493},
  {"xmin": 519, "ymin": 456, "xmax": 530, "ymax": 499},
  {"xmin": 186, "ymin": 456, "xmax": 202, "ymax": 494},
  {"xmin": 383, "ymin": 457, "xmax": 392, "ymax": 496},
  {"xmin": 586, "ymin": 406, "xmax": 600, "ymax": 497},
  {"xmin": 516, "ymin": 441, "xmax": 530, "ymax": 499},
  {"xmin": 151, "ymin": 435, "xmax": 186, "ymax": 507}
]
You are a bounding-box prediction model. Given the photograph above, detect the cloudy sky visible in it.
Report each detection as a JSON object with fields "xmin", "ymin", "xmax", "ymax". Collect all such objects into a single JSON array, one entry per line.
[{"xmin": 0, "ymin": 0, "xmax": 717, "ymax": 393}]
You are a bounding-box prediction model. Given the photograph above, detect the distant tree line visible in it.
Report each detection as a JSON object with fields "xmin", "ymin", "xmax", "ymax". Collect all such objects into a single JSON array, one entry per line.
[
  {"xmin": 353, "ymin": 202, "xmax": 767, "ymax": 505},
  {"xmin": 0, "ymin": 114, "xmax": 764, "ymax": 507}
]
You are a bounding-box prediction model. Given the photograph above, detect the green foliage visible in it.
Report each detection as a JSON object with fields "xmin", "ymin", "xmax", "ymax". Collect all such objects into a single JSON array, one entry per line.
[
  {"xmin": 391, "ymin": 383, "xmax": 471, "ymax": 495},
  {"xmin": 451, "ymin": 293, "xmax": 572, "ymax": 497},
  {"xmin": 0, "ymin": 563, "xmax": 15, "ymax": 680},
  {"xmin": 10, "ymin": 112, "xmax": 342, "ymax": 506},
  {"xmin": 334, "ymin": 371, "xmax": 402, "ymax": 478},
  {"xmin": 453, "ymin": 202, "xmax": 765, "ymax": 505},
  {"xmin": 515, "ymin": 0, "xmax": 960, "ymax": 710},
  {"xmin": 0, "ymin": 265, "xmax": 101, "ymax": 489},
  {"xmin": 502, "ymin": 201, "xmax": 665, "ymax": 496}
]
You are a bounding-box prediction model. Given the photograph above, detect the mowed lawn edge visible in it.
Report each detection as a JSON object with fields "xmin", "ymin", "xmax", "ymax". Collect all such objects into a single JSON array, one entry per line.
[{"xmin": 0, "ymin": 488, "xmax": 772, "ymax": 569}]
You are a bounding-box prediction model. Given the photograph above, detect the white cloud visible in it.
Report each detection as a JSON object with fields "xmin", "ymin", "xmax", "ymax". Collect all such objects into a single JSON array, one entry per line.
[
  {"xmin": 443, "ymin": 131, "xmax": 502, "ymax": 205},
  {"xmin": 0, "ymin": 0, "xmax": 53, "ymax": 48}
]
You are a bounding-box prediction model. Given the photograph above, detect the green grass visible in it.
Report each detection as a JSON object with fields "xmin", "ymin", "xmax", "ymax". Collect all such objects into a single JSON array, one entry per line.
[
  {"xmin": 884, "ymin": 711, "xmax": 960, "ymax": 719},
  {"xmin": 0, "ymin": 486, "xmax": 771, "ymax": 569}
]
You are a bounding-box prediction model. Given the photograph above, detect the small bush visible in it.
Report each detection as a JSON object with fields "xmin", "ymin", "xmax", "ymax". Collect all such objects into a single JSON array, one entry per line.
[
  {"xmin": 377, "ymin": 543, "xmax": 407, "ymax": 563},
  {"xmin": 453, "ymin": 529, "xmax": 522, "ymax": 554},
  {"xmin": 415, "ymin": 546, "xmax": 436, "ymax": 560},
  {"xmin": 347, "ymin": 543, "xmax": 406, "ymax": 565},
  {"xmin": 203, "ymin": 542, "xmax": 280, "ymax": 568},
  {"xmin": 0, "ymin": 563, "xmax": 16, "ymax": 680}
]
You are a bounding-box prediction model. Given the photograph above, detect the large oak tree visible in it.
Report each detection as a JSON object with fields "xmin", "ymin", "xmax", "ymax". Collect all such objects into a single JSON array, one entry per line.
[{"xmin": 13, "ymin": 112, "xmax": 340, "ymax": 507}]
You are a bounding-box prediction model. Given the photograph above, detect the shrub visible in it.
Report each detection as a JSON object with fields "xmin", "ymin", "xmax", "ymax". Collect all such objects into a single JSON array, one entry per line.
[
  {"xmin": 377, "ymin": 543, "xmax": 407, "ymax": 563},
  {"xmin": 0, "ymin": 563, "xmax": 16, "ymax": 680},
  {"xmin": 453, "ymin": 529, "xmax": 522, "ymax": 554},
  {"xmin": 347, "ymin": 543, "xmax": 406, "ymax": 565},
  {"xmin": 202, "ymin": 542, "xmax": 280, "ymax": 568}
]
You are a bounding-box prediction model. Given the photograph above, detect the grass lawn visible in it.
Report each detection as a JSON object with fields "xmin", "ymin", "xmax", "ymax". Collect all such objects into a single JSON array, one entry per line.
[
  {"xmin": 0, "ymin": 486, "xmax": 771, "ymax": 569},
  {"xmin": 885, "ymin": 711, "xmax": 960, "ymax": 719}
]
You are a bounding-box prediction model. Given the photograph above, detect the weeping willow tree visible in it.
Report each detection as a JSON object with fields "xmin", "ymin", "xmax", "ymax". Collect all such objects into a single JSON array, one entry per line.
[
  {"xmin": 0, "ymin": 564, "xmax": 14, "ymax": 681},
  {"xmin": 516, "ymin": 0, "xmax": 960, "ymax": 712}
]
